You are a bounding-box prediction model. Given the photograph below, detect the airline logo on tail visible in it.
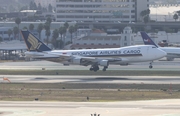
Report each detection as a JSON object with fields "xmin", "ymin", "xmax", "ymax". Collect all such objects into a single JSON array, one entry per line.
[
  {"xmin": 140, "ymin": 31, "xmax": 158, "ymax": 48},
  {"xmin": 21, "ymin": 30, "xmax": 51, "ymax": 52},
  {"xmin": 28, "ymin": 34, "xmax": 42, "ymax": 50},
  {"xmin": 143, "ymin": 38, "xmax": 151, "ymax": 42}
]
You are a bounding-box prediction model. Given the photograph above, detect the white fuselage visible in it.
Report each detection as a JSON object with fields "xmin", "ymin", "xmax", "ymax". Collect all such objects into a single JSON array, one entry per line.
[
  {"xmin": 25, "ymin": 45, "xmax": 166, "ymax": 65},
  {"xmin": 160, "ymin": 47, "xmax": 180, "ymax": 58}
]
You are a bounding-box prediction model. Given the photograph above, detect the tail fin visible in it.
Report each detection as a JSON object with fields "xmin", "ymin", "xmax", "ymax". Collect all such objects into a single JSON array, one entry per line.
[
  {"xmin": 21, "ymin": 30, "xmax": 51, "ymax": 52},
  {"xmin": 140, "ymin": 31, "xmax": 158, "ymax": 48}
]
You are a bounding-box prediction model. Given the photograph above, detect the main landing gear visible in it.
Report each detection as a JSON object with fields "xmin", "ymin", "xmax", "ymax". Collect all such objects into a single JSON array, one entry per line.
[
  {"xmin": 89, "ymin": 64, "xmax": 99, "ymax": 72},
  {"xmin": 102, "ymin": 66, "xmax": 108, "ymax": 71},
  {"xmin": 149, "ymin": 61, "xmax": 153, "ymax": 69},
  {"xmin": 89, "ymin": 65, "xmax": 108, "ymax": 72}
]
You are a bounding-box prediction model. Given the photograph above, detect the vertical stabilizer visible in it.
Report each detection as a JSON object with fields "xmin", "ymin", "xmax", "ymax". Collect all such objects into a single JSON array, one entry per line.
[
  {"xmin": 21, "ymin": 30, "xmax": 51, "ymax": 52},
  {"xmin": 140, "ymin": 32, "xmax": 158, "ymax": 48}
]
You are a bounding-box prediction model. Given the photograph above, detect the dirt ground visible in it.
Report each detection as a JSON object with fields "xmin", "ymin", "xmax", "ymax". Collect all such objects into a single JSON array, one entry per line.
[{"xmin": 0, "ymin": 83, "xmax": 180, "ymax": 101}]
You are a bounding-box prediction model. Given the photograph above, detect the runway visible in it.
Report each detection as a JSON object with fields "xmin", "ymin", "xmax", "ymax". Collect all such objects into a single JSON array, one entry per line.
[
  {"xmin": 0, "ymin": 59, "xmax": 180, "ymax": 71},
  {"xmin": 1, "ymin": 60, "xmax": 180, "ymax": 116},
  {"xmin": 0, "ymin": 59, "xmax": 180, "ymax": 84},
  {"xmin": 0, "ymin": 100, "xmax": 180, "ymax": 116}
]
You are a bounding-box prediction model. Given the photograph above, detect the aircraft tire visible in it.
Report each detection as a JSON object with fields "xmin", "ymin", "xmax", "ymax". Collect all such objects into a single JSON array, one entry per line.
[
  {"xmin": 89, "ymin": 67, "xmax": 93, "ymax": 71},
  {"xmin": 149, "ymin": 65, "xmax": 153, "ymax": 69},
  {"xmin": 93, "ymin": 66, "xmax": 99, "ymax": 72},
  {"xmin": 102, "ymin": 66, "xmax": 108, "ymax": 71}
]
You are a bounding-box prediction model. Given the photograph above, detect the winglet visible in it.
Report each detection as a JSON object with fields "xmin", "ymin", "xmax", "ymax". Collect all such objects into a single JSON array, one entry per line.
[
  {"xmin": 140, "ymin": 31, "xmax": 158, "ymax": 48},
  {"xmin": 21, "ymin": 30, "xmax": 51, "ymax": 52}
]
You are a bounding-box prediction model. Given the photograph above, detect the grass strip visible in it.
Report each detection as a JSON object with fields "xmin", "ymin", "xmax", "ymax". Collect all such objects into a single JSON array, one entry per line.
[{"xmin": 0, "ymin": 83, "xmax": 180, "ymax": 102}]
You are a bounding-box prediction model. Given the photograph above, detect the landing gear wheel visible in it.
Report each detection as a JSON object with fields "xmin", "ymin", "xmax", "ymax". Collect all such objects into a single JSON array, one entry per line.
[
  {"xmin": 93, "ymin": 66, "xmax": 99, "ymax": 72},
  {"xmin": 149, "ymin": 61, "xmax": 153, "ymax": 69},
  {"xmin": 149, "ymin": 65, "xmax": 153, "ymax": 69},
  {"xmin": 90, "ymin": 65, "xmax": 99, "ymax": 72},
  {"xmin": 102, "ymin": 66, "xmax": 108, "ymax": 71},
  {"xmin": 89, "ymin": 67, "xmax": 93, "ymax": 71},
  {"xmin": 102, "ymin": 68, "xmax": 106, "ymax": 71}
]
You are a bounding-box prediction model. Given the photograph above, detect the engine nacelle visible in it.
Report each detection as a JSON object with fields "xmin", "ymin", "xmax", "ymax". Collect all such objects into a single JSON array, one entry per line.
[
  {"xmin": 166, "ymin": 57, "xmax": 174, "ymax": 61},
  {"xmin": 99, "ymin": 60, "xmax": 109, "ymax": 67},
  {"xmin": 72, "ymin": 57, "xmax": 82, "ymax": 65}
]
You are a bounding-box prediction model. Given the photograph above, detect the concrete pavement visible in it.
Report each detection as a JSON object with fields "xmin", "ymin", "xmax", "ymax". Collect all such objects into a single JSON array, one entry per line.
[{"xmin": 1, "ymin": 99, "xmax": 180, "ymax": 116}]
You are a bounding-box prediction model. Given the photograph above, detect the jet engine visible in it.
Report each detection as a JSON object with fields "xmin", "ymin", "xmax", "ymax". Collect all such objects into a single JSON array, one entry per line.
[
  {"xmin": 99, "ymin": 60, "xmax": 109, "ymax": 67},
  {"xmin": 72, "ymin": 57, "xmax": 82, "ymax": 64},
  {"xmin": 166, "ymin": 57, "xmax": 174, "ymax": 61}
]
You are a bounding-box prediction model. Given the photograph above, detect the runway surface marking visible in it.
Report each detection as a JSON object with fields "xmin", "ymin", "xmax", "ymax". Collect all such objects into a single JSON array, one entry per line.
[{"xmin": 0, "ymin": 110, "xmax": 44, "ymax": 116}]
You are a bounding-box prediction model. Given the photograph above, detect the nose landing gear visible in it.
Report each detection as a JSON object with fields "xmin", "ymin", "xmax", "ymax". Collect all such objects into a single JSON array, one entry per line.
[{"xmin": 149, "ymin": 61, "xmax": 153, "ymax": 69}]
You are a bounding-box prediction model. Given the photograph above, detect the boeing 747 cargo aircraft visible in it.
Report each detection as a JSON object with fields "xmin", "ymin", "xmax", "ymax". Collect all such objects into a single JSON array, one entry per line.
[{"xmin": 21, "ymin": 30, "xmax": 166, "ymax": 71}]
